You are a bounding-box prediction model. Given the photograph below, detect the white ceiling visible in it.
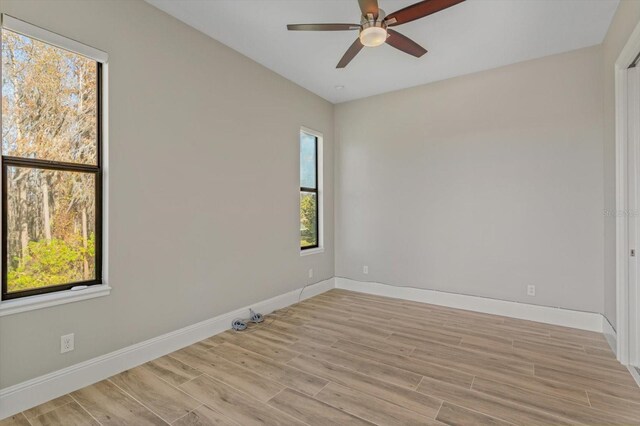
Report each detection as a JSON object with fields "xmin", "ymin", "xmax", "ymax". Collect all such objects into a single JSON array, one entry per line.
[{"xmin": 146, "ymin": 0, "xmax": 619, "ymax": 104}]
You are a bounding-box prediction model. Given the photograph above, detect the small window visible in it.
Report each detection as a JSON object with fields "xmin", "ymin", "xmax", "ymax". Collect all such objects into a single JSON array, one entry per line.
[
  {"xmin": 300, "ymin": 130, "xmax": 320, "ymax": 250},
  {"xmin": 1, "ymin": 17, "xmax": 105, "ymax": 300}
]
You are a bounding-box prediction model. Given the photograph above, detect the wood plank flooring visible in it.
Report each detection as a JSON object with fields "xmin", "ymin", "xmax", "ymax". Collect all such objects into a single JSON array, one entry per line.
[{"xmin": 3, "ymin": 289, "xmax": 640, "ymax": 425}]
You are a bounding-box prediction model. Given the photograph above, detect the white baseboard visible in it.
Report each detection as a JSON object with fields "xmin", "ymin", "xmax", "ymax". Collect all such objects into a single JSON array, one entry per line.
[
  {"xmin": 335, "ymin": 277, "xmax": 603, "ymax": 333},
  {"xmin": 628, "ymin": 366, "xmax": 640, "ymax": 388},
  {"xmin": 0, "ymin": 278, "xmax": 334, "ymax": 420},
  {"xmin": 603, "ymin": 316, "xmax": 617, "ymax": 356}
]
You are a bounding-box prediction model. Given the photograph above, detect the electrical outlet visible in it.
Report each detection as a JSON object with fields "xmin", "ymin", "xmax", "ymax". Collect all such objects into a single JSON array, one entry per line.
[
  {"xmin": 527, "ymin": 285, "xmax": 536, "ymax": 296},
  {"xmin": 61, "ymin": 333, "xmax": 74, "ymax": 353},
  {"xmin": 363, "ymin": 265, "xmax": 369, "ymax": 274},
  {"xmin": 308, "ymin": 268, "xmax": 313, "ymax": 278}
]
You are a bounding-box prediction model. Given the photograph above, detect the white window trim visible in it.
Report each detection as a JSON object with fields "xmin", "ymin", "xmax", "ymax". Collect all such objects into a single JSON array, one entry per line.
[
  {"xmin": 300, "ymin": 126, "xmax": 324, "ymax": 256},
  {"xmin": 300, "ymin": 247, "xmax": 324, "ymax": 256},
  {"xmin": 0, "ymin": 15, "xmax": 110, "ymax": 316},
  {"xmin": 1, "ymin": 15, "xmax": 108, "ymax": 63},
  {"xmin": 0, "ymin": 285, "xmax": 112, "ymax": 317}
]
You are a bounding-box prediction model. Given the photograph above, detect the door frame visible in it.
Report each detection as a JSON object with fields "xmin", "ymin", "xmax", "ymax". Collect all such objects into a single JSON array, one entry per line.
[{"xmin": 615, "ymin": 19, "xmax": 640, "ymax": 366}]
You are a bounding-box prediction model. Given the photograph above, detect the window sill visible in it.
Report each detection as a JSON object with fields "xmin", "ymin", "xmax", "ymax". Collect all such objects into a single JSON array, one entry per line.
[
  {"xmin": 0, "ymin": 284, "xmax": 111, "ymax": 317},
  {"xmin": 300, "ymin": 247, "xmax": 324, "ymax": 256}
]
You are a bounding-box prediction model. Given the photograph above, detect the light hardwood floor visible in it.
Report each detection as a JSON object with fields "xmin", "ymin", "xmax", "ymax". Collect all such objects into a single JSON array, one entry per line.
[{"xmin": 3, "ymin": 289, "xmax": 640, "ymax": 425}]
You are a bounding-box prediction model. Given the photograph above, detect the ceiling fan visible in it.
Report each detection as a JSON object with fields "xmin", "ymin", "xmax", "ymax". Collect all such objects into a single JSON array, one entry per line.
[{"xmin": 287, "ymin": 0, "xmax": 465, "ymax": 68}]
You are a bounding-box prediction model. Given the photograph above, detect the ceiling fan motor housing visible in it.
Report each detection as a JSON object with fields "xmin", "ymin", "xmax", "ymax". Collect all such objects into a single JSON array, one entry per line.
[{"xmin": 360, "ymin": 9, "xmax": 388, "ymax": 47}]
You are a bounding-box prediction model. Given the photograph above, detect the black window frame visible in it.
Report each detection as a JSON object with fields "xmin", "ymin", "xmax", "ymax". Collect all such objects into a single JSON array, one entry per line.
[
  {"xmin": 1, "ymin": 53, "xmax": 103, "ymax": 301},
  {"xmin": 300, "ymin": 132, "xmax": 319, "ymax": 251}
]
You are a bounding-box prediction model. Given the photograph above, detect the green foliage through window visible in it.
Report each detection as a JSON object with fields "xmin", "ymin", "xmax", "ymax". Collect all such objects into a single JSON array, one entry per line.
[
  {"xmin": 300, "ymin": 192, "xmax": 317, "ymax": 248},
  {"xmin": 8, "ymin": 234, "xmax": 95, "ymax": 292}
]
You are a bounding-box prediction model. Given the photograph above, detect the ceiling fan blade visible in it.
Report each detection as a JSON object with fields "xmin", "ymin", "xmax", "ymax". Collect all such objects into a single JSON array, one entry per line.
[
  {"xmin": 337, "ymin": 38, "xmax": 364, "ymax": 68},
  {"xmin": 386, "ymin": 29, "xmax": 427, "ymax": 57},
  {"xmin": 287, "ymin": 23, "xmax": 360, "ymax": 31},
  {"xmin": 385, "ymin": 0, "xmax": 465, "ymax": 26},
  {"xmin": 358, "ymin": 0, "xmax": 379, "ymax": 18}
]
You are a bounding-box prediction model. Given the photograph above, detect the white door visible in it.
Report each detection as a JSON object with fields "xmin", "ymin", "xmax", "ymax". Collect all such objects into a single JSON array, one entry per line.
[{"xmin": 628, "ymin": 65, "xmax": 640, "ymax": 368}]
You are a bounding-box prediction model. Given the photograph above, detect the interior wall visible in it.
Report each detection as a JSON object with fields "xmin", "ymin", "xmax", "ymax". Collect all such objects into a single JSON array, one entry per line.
[
  {"xmin": 335, "ymin": 46, "xmax": 604, "ymax": 313},
  {"xmin": 602, "ymin": 0, "xmax": 640, "ymax": 331},
  {"xmin": 0, "ymin": 0, "xmax": 334, "ymax": 388}
]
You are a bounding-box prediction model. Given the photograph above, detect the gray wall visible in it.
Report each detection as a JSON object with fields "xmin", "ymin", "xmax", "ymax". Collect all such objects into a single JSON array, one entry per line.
[
  {"xmin": 602, "ymin": 0, "xmax": 640, "ymax": 330},
  {"xmin": 0, "ymin": 0, "xmax": 334, "ymax": 388},
  {"xmin": 335, "ymin": 46, "xmax": 605, "ymax": 313}
]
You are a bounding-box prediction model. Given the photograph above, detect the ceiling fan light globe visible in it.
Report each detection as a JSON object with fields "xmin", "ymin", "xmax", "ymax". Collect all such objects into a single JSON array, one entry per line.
[{"xmin": 360, "ymin": 26, "xmax": 387, "ymax": 47}]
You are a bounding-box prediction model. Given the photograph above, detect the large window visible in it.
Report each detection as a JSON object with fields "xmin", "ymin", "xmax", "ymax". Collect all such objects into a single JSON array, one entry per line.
[
  {"xmin": 300, "ymin": 129, "xmax": 320, "ymax": 250},
  {"xmin": 1, "ymin": 17, "xmax": 105, "ymax": 300}
]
